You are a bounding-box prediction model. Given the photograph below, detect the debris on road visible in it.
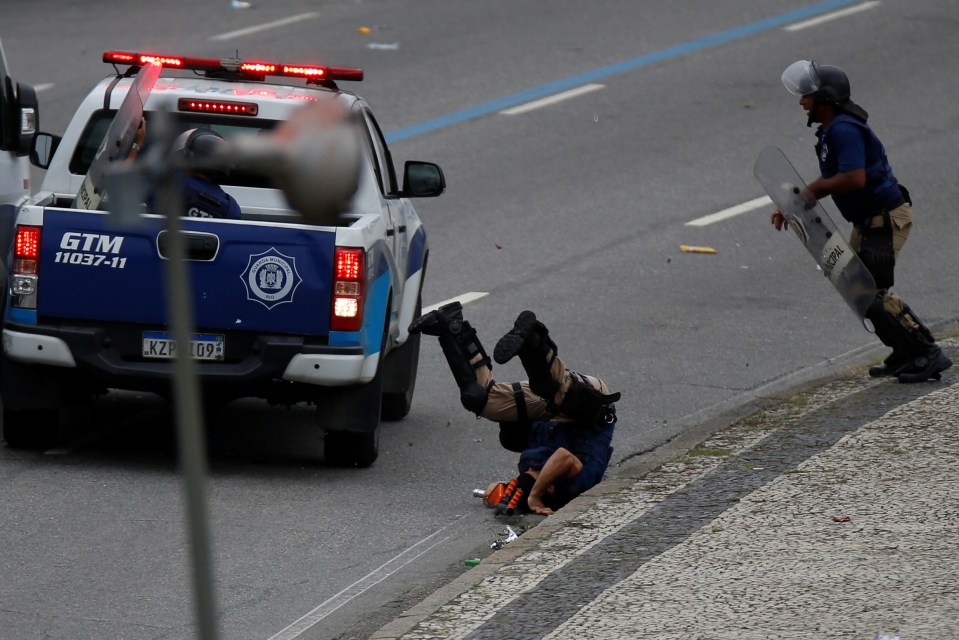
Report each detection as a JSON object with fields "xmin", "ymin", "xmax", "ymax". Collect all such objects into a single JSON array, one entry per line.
[
  {"xmin": 679, "ymin": 245, "xmax": 717, "ymax": 254},
  {"xmin": 490, "ymin": 526, "xmax": 519, "ymax": 550}
]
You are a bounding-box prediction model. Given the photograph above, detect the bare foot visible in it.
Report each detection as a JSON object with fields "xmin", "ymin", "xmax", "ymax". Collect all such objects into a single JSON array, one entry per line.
[{"xmin": 527, "ymin": 495, "xmax": 554, "ymax": 515}]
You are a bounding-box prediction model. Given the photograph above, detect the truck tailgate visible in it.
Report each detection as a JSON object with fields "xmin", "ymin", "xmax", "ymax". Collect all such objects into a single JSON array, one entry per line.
[{"xmin": 37, "ymin": 208, "xmax": 336, "ymax": 336}]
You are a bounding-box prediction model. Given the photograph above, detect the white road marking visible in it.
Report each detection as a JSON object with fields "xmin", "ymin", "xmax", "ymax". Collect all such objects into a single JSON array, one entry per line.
[
  {"xmin": 209, "ymin": 12, "xmax": 320, "ymax": 41},
  {"xmin": 500, "ymin": 84, "xmax": 605, "ymax": 116},
  {"xmin": 266, "ymin": 516, "xmax": 469, "ymax": 640},
  {"xmin": 783, "ymin": 1, "xmax": 881, "ymax": 31},
  {"xmin": 685, "ymin": 196, "xmax": 772, "ymax": 227},
  {"xmin": 33, "ymin": 83, "xmax": 55, "ymax": 93},
  {"xmin": 423, "ymin": 291, "xmax": 488, "ymax": 314}
]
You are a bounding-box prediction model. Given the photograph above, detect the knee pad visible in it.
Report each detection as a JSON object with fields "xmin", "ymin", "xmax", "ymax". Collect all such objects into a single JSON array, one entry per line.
[
  {"xmin": 866, "ymin": 296, "xmax": 926, "ymax": 358},
  {"xmin": 459, "ymin": 380, "xmax": 489, "ymax": 415},
  {"xmin": 899, "ymin": 303, "xmax": 934, "ymax": 343}
]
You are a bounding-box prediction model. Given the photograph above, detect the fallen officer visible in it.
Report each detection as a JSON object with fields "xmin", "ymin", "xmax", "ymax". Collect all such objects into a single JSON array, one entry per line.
[{"xmin": 409, "ymin": 304, "xmax": 620, "ymax": 515}]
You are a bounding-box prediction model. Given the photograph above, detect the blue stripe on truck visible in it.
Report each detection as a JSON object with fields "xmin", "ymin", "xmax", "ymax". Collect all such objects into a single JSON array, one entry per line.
[
  {"xmin": 406, "ymin": 226, "xmax": 427, "ymax": 278},
  {"xmin": 328, "ymin": 269, "xmax": 391, "ymax": 353}
]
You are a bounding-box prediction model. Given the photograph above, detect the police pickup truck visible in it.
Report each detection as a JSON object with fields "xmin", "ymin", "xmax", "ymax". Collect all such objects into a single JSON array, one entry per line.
[{"xmin": 0, "ymin": 46, "xmax": 444, "ymax": 467}]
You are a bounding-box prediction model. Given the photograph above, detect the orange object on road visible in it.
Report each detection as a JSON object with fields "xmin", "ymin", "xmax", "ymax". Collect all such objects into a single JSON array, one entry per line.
[
  {"xmin": 679, "ymin": 245, "xmax": 718, "ymax": 254},
  {"xmin": 474, "ymin": 480, "xmax": 511, "ymax": 508},
  {"xmin": 481, "ymin": 481, "xmax": 508, "ymax": 508}
]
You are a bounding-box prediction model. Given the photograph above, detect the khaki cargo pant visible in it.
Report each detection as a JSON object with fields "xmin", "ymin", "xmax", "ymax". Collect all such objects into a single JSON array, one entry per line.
[
  {"xmin": 468, "ymin": 351, "xmax": 610, "ymax": 423},
  {"xmin": 849, "ymin": 202, "xmax": 917, "ymax": 330}
]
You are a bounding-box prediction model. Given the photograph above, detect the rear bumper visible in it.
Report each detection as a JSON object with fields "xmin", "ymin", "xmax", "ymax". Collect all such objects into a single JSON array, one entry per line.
[{"xmin": 2, "ymin": 323, "xmax": 375, "ymax": 390}]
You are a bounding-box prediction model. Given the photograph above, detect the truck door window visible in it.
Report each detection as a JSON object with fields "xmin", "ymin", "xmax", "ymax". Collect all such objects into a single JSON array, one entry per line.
[{"xmin": 360, "ymin": 110, "xmax": 397, "ymax": 196}]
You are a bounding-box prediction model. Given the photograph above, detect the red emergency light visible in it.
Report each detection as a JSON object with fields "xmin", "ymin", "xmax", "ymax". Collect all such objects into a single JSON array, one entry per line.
[
  {"xmin": 102, "ymin": 50, "xmax": 363, "ymax": 84},
  {"xmin": 178, "ymin": 98, "xmax": 258, "ymax": 116}
]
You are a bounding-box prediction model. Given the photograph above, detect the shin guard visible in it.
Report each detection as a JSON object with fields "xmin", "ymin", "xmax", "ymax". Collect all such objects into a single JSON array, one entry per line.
[
  {"xmin": 495, "ymin": 311, "xmax": 561, "ymax": 401},
  {"xmin": 438, "ymin": 320, "xmax": 492, "ymax": 414}
]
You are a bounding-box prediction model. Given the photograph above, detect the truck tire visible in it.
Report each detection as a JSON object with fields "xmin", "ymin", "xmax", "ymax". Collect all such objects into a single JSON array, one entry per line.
[
  {"xmin": 324, "ymin": 429, "xmax": 379, "ymax": 468},
  {"xmin": 381, "ymin": 297, "xmax": 421, "ymax": 421},
  {"xmin": 319, "ymin": 309, "xmax": 388, "ymax": 467},
  {"xmin": 3, "ymin": 408, "xmax": 59, "ymax": 449}
]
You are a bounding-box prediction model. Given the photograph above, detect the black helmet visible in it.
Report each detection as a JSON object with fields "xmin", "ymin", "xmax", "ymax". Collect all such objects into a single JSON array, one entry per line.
[
  {"xmin": 781, "ymin": 59, "xmax": 867, "ymax": 122},
  {"xmin": 173, "ymin": 127, "xmax": 229, "ymax": 159},
  {"xmin": 811, "ymin": 64, "xmax": 850, "ymax": 105}
]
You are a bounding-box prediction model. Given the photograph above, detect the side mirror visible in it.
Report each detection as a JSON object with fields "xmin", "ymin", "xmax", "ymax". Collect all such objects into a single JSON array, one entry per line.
[
  {"xmin": 30, "ymin": 132, "xmax": 60, "ymax": 169},
  {"xmin": 402, "ymin": 161, "xmax": 445, "ymax": 198},
  {"xmin": 15, "ymin": 81, "xmax": 37, "ymax": 156}
]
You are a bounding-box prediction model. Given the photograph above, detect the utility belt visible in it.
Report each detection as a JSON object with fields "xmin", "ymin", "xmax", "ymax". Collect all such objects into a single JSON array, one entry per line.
[
  {"xmin": 854, "ymin": 209, "xmax": 893, "ymax": 237},
  {"xmin": 852, "ymin": 184, "xmax": 909, "ymax": 233}
]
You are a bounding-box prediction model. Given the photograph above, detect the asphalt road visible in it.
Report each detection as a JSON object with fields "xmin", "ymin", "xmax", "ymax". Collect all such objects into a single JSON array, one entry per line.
[{"xmin": 1, "ymin": 1, "xmax": 957, "ymax": 639}]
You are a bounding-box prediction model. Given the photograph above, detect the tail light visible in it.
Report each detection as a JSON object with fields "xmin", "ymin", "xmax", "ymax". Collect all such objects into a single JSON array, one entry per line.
[
  {"xmin": 11, "ymin": 225, "xmax": 41, "ymax": 309},
  {"xmin": 331, "ymin": 248, "xmax": 364, "ymax": 331}
]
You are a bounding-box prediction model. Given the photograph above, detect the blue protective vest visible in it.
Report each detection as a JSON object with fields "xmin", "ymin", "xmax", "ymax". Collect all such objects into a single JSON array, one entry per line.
[
  {"xmin": 815, "ymin": 114, "xmax": 904, "ymax": 224},
  {"xmin": 146, "ymin": 173, "xmax": 241, "ymax": 219},
  {"xmin": 180, "ymin": 173, "xmax": 242, "ymax": 219}
]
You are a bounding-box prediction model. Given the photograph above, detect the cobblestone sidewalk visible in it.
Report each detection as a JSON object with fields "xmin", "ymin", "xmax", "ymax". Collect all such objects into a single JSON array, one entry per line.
[{"xmin": 373, "ymin": 340, "xmax": 958, "ymax": 640}]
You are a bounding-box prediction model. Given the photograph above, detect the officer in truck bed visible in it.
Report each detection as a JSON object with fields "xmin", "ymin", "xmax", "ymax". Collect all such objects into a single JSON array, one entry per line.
[{"xmin": 142, "ymin": 125, "xmax": 241, "ymax": 220}]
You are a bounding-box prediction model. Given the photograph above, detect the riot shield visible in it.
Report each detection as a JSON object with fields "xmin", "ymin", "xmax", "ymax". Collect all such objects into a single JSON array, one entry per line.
[
  {"xmin": 754, "ymin": 146, "xmax": 877, "ymax": 322},
  {"xmin": 73, "ymin": 61, "xmax": 161, "ymax": 210}
]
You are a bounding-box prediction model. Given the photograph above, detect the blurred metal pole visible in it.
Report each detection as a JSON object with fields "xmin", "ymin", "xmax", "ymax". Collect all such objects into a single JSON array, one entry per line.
[
  {"xmin": 157, "ymin": 169, "xmax": 219, "ymax": 640},
  {"xmin": 106, "ymin": 101, "xmax": 362, "ymax": 640}
]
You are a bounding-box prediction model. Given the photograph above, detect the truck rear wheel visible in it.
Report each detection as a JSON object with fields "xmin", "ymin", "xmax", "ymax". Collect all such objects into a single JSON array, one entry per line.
[
  {"xmin": 319, "ymin": 310, "xmax": 387, "ymax": 467},
  {"xmin": 2, "ymin": 408, "xmax": 59, "ymax": 449}
]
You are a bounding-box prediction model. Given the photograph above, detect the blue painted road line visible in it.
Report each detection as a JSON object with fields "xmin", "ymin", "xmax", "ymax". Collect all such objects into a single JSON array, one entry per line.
[{"xmin": 385, "ymin": 0, "xmax": 862, "ymax": 144}]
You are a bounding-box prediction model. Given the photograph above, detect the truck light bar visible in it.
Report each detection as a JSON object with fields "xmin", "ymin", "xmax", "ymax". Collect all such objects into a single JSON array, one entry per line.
[{"xmin": 103, "ymin": 50, "xmax": 364, "ymax": 83}]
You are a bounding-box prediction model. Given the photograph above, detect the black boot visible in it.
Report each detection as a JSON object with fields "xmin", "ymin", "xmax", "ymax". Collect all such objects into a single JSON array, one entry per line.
[
  {"xmin": 897, "ymin": 340, "xmax": 952, "ymax": 384},
  {"xmin": 494, "ymin": 311, "xmax": 560, "ymax": 401},
  {"xmin": 874, "ymin": 302, "xmax": 953, "ymax": 383},
  {"xmin": 409, "ymin": 301, "xmax": 463, "ymax": 336},
  {"xmin": 865, "ymin": 298, "xmax": 939, "ymax": 381},
  {"xmin": 495, "ymin": 311, "xmax": 539, "ymax": 364},
  {"xmin": 868, "ymin": 351, "xmax": 911, "ymax": 378}
]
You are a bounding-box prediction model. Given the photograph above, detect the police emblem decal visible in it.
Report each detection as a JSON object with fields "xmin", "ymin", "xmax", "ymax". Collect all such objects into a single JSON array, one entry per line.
[{"xmin": 240, "ymin": 248, "xmax": 302, "ymax": 309}]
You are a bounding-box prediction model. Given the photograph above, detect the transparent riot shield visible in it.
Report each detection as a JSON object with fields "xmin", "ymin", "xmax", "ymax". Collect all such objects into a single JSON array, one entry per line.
[
  {"xmin": 754, "ymin": 146, "xmax": 877, "ymax": 322},
  {"xmin": 73, "ymin": 61, "xmax": 161, "ymax": 210}
]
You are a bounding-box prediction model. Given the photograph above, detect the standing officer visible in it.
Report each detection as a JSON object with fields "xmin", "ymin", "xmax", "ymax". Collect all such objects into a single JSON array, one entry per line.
[{"xmin": 771, "ymin": 60, "xmax": 951, "ymax": 383}]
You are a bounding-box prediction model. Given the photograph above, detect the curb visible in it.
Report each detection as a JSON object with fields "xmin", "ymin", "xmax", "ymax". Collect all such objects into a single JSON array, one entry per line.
[{"xmin": 370, "ymin": 325, "xmax": 958, "ymax": 640}]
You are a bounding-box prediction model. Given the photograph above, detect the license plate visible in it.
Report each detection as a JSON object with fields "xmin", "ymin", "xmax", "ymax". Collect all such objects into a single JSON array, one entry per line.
[{"xmin": 142, "ymin": 331, "xmax": 225, "ymax": 361}]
